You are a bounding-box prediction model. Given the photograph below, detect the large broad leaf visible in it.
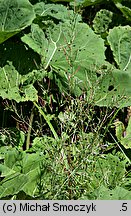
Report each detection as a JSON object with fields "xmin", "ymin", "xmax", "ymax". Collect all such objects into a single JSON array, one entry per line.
[
  {"xmin": 81, "ymin": 185, "xmax": 131, "ymax": 199},
  {"xmin": 94, "ymin": 26, "xmax": 131, "ymax": 107},
  {"xmin": 0, "ymin": 173, "xmax": 28, "ymax": 198},
  {"xmin": 0, "ymin": 62, "xmax": 38, "ymax": 102},
  {"xmin": 107, "ymin": 26, "xmax": 131, "ymax": 71},
  {"xmin": 0, "ymin": 150, "xmax": 45, "ymax": 198},
  {"xmin": 50, "ymin": 22, "xmax": 106, "ymax": 71},
  {"xmin": 88, "ymin": 185, "xmax": 131, "ymax": 199},
  {"xmin": 34, "ymin": 2, "xmax": 82, "ymax": 23},
  {"xmin": 0, "ymin": 0, "xmax": 35, "ymax": 44},
  {"xmin": 94, "ymin": 67, "xmax": 131, "ymax": 107},
  {"xmin": 21, "ymin": 23, "xmax": 48, "ymax": 57},
  {"xmin": 21, "ymin": 19, "xmax": 131, "ymax": 107},
  {"xmin": 48, "ymin": 22, "xmax": 105, "ymax": 95},
  {"xmin": 22, "ymin": 22, "xmax": 106, "ymax": 96}
]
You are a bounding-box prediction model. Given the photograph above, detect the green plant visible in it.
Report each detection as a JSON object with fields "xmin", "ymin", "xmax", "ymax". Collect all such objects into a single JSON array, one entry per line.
[
  {"xmin": 114, "ymin": 117, "xmax": 131, "ymax": 149},
  {"xmin": 0, "ymin": 0, "xmax": 131, "ymax": 200},
  {"xmin": 0, "ymin": 0, "xmax": 35, "ymax": 44}
]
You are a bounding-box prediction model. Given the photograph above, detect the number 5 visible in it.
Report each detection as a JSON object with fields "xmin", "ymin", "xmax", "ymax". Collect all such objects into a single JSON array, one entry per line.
[{"xmin": 122, "ymin": 203, "xmax": 127, "ymax": 211}]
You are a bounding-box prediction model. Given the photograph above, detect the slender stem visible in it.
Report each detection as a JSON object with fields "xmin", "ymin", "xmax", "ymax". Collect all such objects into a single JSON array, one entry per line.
[
  {"xmin": 26, "ymin": 105, "xmax": 34, "ymax": 150},
  {"xmin": 33, "ymin": 102, "xmax": 58, "ymax": 140}
]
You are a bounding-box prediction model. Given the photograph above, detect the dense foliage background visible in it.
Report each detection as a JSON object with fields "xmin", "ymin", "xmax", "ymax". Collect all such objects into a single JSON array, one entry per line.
[{"xmin": 0, "ymin": 0, "xmax": 131, "ymax": 199}]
